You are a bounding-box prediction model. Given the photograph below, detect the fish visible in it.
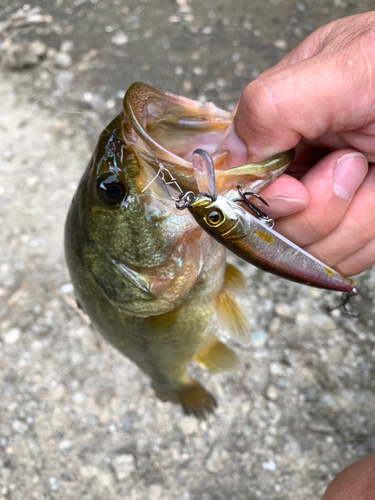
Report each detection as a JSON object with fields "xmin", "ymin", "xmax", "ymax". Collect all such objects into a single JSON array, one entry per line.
[{"xmin": 64, "ymin": 83, "xmax": 294, "ymax": 417}]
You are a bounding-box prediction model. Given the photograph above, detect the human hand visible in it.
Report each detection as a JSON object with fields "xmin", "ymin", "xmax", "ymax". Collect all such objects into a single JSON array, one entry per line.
[
  {"xmin": 220, "ymin": 12, "xmax": 375, "ymax": 276},
  {"xmin": 321, "ymin": 454, "xmax": 375, "ymax": 500}
]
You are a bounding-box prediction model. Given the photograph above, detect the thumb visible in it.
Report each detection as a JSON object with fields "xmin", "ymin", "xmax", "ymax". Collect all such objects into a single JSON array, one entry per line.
[{"xmin": 220, "ymin": 24, "xmax": 375, "ymax": 165}]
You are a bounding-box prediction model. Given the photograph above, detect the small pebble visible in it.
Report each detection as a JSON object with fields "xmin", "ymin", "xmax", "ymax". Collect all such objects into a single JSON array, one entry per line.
[
  {"xmin": 179, "ymin": 416, "xmax": 198, "ymax": 435},
  {"xmin": 4, "ymin": 327, "xmax": 21, "ymax": 344},
  {"xmin": 2, "ymin": 42, "xmax": 39, "ymax": 69},
  {"xmin": 183, "ymin": 80, "xmax": 192, "ymax": 92},
  {"xmin": 59, "ymin": 440, "xmax": 72, "ymax": 451},
  {"xmin": 53, "ymin": 52, "xmax": 72, "ymax": 69},
  {"xmin": 148, "ymin": 484, "xmax": 163, "ymax": 499},
  {"xmin": 111, "ymin": 32, "xmax": 129, "ymax": 45},
  {"xmin": 274, "ymin": 39, "xmax": 287, "ymax": 49},
  {"xmin": 275, "ymin": 303, "xmax": 293, "ymax": 318},
  {"xmin": 12, "ymin": 420, "xmax": 28, "ymax": 434},
  {"xmin": 29, "ymin": 40, "xmax": 47, "ymax": 58},
  {"xmin": 122, "ymin": 416, "xmax": 133, "ymax": 432},
  {"xmin": 60, "ymin": 283, "xmax": 74, "ymax": 294},
  {"xmin": 26, "ymin": 176, "xmax": 38, "ymax": 186},
  {"xmin": 112, "ymin": 454, "xmax": 135, "ymax": 481},
  {"xmin": 270, "ymin": 362, "xmax": 284, "ymax": 376},
  {"xmin": 73, "ymin": 392, "xmax": 86, "ymax": 403},
  {"xmin": 206, "ymin": 448, "xmax": 224, "ymax": 473},
  {"xmin": 266, "ymin": 385, "xmax": 278, "ymax": 401},
  {"xmin": 48, "ymin": 477, "xmax": 58, "ymax": 492},
  {"xmin": 193, "ymin": 66, "xmax": 203, "ymax": 76},
  {"xmin": 60, "ymin": 40, "xmax": 74, "ymax": 53},
  {"xmin": 262, "ymin": 458, "xmax": 277, "ymax": 471},
  {"xmin": 251, "ymin": 329, "xmax": 267, "ymax": 348}
]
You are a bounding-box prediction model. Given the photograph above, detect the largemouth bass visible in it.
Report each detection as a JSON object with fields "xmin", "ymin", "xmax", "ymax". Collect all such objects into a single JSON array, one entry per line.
[{"xmin": 65, "ymin": 83, "xmax": 293, "ymax": 416}]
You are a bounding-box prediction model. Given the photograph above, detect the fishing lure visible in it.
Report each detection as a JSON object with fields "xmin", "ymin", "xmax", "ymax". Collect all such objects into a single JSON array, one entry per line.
[{"xmin": 159, "ymin": 149, "xmax": 358, "ymax": 312}]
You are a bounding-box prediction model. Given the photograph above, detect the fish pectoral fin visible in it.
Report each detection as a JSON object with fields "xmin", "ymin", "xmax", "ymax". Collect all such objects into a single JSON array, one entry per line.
[
  {"xmin": 216, "ymin": 289, "xmax": 250, "ymax": 343},
  {"xmin": 194, "ymin": 337, "xmax": 239, "ymax": 373},
  {"xmin": 224, "ymin": 263, "xmax": 247, "ymax": 293}
]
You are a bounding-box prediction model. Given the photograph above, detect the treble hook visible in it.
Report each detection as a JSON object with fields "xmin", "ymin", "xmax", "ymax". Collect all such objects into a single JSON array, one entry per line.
[
  {"xmin": 234, "ymin": 186, "xmax": 275, "ymax": 228},
  {"xmin": 326, "ymin": 288, "xmax": 359, "ymax": 317}
]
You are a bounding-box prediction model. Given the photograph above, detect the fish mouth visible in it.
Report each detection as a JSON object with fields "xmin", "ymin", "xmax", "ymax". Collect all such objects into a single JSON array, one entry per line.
[
  {"xmin": 121, "ymin": 82, "xmax": 294, "ymax": 199},
  {"xmin": 122, "ymin": 82, "xmax": 233, "ymax": 193}
]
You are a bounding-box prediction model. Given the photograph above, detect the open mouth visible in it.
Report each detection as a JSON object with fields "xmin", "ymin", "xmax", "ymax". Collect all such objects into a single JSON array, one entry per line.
[
  {"xmin": 123, "ymin": 82, "xmax": 233, "ymax": 164},
  {"xmin": 122, "ymin": 82, "xmax": 294, "ymax": 200}
]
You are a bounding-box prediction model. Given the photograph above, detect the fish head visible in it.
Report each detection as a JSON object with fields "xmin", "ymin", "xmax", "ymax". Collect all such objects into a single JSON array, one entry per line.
[
  {"xmin": 84, "ymin": 123, "xmax": 181, "ymax": 269},
  {"xmin": 188, "ymin": 194, "xmax": 249, "ymax": 240},
  {"xmin": 69, "ymin": 117, "xmax": 223, "ymax": 313}
]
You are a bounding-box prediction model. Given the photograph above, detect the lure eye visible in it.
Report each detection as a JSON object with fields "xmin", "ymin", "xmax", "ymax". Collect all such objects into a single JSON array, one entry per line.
[
  {"xmin": 207, "ymin": 210, "xmax": 222, "ymax": 226},
  {"xmin": 96, "ymin": 172, "xmax": 128, "ymax": 206}
]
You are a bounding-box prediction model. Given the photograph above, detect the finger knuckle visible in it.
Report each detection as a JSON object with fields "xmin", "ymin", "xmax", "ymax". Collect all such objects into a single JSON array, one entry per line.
[{"xmin": 240, "ymin": 79, "xmax": 280, "ymax": 136}]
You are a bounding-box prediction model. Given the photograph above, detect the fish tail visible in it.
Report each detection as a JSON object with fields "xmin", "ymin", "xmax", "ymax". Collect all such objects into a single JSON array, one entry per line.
[{"xmin": 153, "ymin": 379, "xmax": 217, "ymax": 418}]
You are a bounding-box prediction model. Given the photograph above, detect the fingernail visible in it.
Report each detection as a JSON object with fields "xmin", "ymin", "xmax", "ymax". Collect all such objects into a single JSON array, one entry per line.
[
  {"xmin": 333, "ymin": 153, "xmax": 368, "ymax": 201},
  {"xmin": 218, "ymin": 123, "xmax": 247, "ymax": 168},
  {"xmin": 265, "ymin": 197, "xmax": 308, "ymax": 217}
]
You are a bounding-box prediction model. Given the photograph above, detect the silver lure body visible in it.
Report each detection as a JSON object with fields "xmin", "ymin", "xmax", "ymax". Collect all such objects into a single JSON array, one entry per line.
[{"xmin": 187, "ymin": 194, "xmax": 356, "ymax": 293}]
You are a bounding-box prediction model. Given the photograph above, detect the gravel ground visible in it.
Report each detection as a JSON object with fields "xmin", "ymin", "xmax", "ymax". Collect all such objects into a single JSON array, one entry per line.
[{"xmin": 1, "ymin": 1, "xmax": 375, "ymax": 499}]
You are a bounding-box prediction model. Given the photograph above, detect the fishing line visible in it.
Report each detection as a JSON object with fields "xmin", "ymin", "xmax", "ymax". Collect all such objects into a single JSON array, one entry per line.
[
  {"xmin": 141, "ymin": 162, "xmax": 165, "ymax": 193},
  {"xmin": 31, "ymin": 96, "xmax": 112, "ymax": 134}
]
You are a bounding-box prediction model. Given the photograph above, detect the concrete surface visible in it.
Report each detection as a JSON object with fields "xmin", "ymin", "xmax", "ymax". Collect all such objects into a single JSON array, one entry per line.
[{"xmin": 1, "ymin": 1, "xmax": 375, "ymax": 499}]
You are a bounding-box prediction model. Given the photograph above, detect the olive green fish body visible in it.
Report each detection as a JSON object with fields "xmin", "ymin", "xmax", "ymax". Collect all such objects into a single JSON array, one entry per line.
[
  {"xmin": 66, "ymin": 228, "xmax": 225, "ymax": 393},
  {"xmin": 65, "ymin": 116, "xmax": 234, "ymax": 415}
]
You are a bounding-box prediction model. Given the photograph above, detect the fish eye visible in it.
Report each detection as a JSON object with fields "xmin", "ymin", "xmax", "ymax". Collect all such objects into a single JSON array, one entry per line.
[
  {"xmin": 96, "ymin": 172, "xmax": 128, "ymax": 206},
  {"xmin": 207, "ymin": 210, "xmax": 222, "ymax": 226}
]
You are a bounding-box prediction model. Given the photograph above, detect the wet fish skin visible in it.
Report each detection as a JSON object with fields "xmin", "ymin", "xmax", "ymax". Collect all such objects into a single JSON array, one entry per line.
[
  {"xmin": 65, "ymin": 116, "xmax": 243, "ymax": 417},
  {"xmin": 65, "ymin": 83, "xmax": 292, "ymax": 417}
]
